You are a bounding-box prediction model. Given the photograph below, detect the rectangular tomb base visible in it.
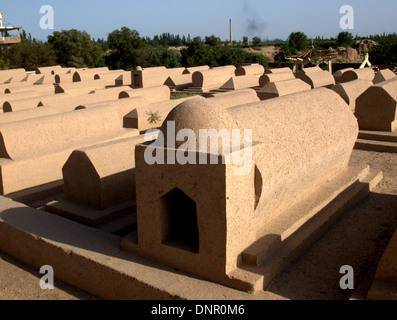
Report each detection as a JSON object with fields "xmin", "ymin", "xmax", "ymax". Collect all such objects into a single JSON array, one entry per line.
[
  {"xmin": 0, "ymin": 165, "xmax": 382, "ymax": 299},
  {"xmin": 122, "ymin": 165, "xmax": 383, "ymax": 293},
  {"xmin": 45, "ymin": 197, "xmax": 136, "ymax": 228},
  {"xmin": 0, "ymin": 196, "xmax": 283, "ymax": 300},
  {"xmin": 355, "ymin": 130, "xmax": 397, "ymax": 153},
  {"xmin": 6, "ymin": 180, "xmax": 64, "ymax": 205}
]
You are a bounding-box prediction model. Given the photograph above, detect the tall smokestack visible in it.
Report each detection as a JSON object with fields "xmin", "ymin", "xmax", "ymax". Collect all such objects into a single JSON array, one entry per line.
[{"xmin": 230, "ymin": 19, "xmax": 233, "ymax": 44}]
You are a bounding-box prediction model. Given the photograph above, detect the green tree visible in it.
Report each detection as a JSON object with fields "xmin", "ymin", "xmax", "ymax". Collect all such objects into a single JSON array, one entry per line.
[
  {"xmin": 96, "ymin": 38, "xmax": 109, "ymax": 52},
  {"xmin": 370, "ymin": 33, "xmax": 397, "ymax": 65},
  {"xmin": 4, "ymin": 37, "xmax": 57, "ymax": 70},
  {"xmin": 180, "ymin": 37, "xmax": 207, "ymax": 67},
  {"xmin": 337, "ymin": 31, "xmax": 354, "ymax": 47},
  {"xmin": 242, "ymin": 36, "xmax": 249, "ymax": 46},
  {"xmin": 146, "ymin": 33, "xmax": 185, "ymax": 48},
  {"xmin": 0, "ymin": 45, "xmax": 10, "ymax": 69},
  {"xmin": 159, "ymin": 33, "xmax": 170, "ymax": 48},
  {"xmin": 252, "ymin": 36, "xmax": 262, "ymax": 47},
  {"xmin": 274, "ymin": 43, "xmax": 295, "ymax": 62},
  {"xmin": 137, "ymin": 48, "xmax": 182, "ymax": 68},
  {"xmin": 205, "ymin": 35, "xmax": 221, "ymax": 46},
  {"xmin": 48, "ymin": 29, "xmax": 103, "ymax": 68},
  {"xmin": 106, "ymin": 27, "xmax": 144, "ymax": 70},
  {"xmin": 181, "ymin": 41, "xmax": 268, "ymax": 68},
  {"xmin": 288, "ymin": 32, "xmax": 308, "ymax": 51},
  {"xmin": 150, "ymin": 35, "xmax": 160, "ymax": 47}
]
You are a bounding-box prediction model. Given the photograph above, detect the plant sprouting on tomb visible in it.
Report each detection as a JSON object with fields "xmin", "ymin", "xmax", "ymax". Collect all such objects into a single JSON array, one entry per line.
[{"xmin": 146, "ymin": 110, "xmax": 162, "ymax": 125}]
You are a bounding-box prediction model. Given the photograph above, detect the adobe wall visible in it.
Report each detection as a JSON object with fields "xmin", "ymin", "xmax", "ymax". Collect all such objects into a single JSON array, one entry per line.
[
  {"xmin": 55, "ymin": 80, "xmax": 106, "ymax": 96},
  {"xmin": 36, "ymin": 65, "xmax": 63, "ymax": 75},
  {"xmin": 72, "ymin": 67, "xmax": 110, "ymax": 82},
  {"xmin": 235, "ymin": 64, "xmax": 265, "ymax": 76},
  {"xmin": 120, "ymin": 86, "xmax": 170, "ymax": 104},
  {"xmin": 131, "ymin": 66, "xmax": 169, "ymax": 88},
  {"xmin": 94, "ymin": 70, "xmax": 131, "ymax": 86},
  {"xmin": 373, "ymin": 69, "xmax": 397, "ymax": 84},
  {"xmin": 4, "ymin": 84, "xmax": 55, "ymax": 96},
  {"xmin": 330, "ymin": 79, "xmax": 372, "ymax": 112},
  {"xmin": 165, "ymin": 67, "xmax": 186, "ymax": 78},
  {"xmin": 0, "ymin": 101, "xmax": 142, "ymax": 160},
  {"xmin": 0, "ymin": 69, "xmax": 26, "ymax": 84},
  {"xmin": 164, "ymin": 74, "xmax": 193, "ymax": 91},
  {"xmin": 38, "ymin": 93, "xmax": 96, "ymax": 110},
  {"xmin": 3, "ymin": 95, "xmax": 49, "ymax": 112},
  {"xmin": 40, "ymin": 86, "xmax": 158, "ymax": 111},
  {"xmin": 219, "ymin": 75, "xmax": 262, "ymax": 91},
  {"xmin": 63, "ymin": 135, "xmax": 147, "ymax": 210},
  {"xmin": 207, "ymin": 89, "xmax": 260, "ymax": 108},
  {"xmin": 55, "ymin": 73, "xmax": 74, "ymax": 84},
  {"xmin": 61, "ymin": 67, "xmax": 77, "ymax": 74},
  {"xmin": 76, "ymin": 96, "xmax": 148, "ymax": 111},
  {"xmin": 259, "ymin": 72, "xmax": 295, "ymax": 87},
  {"xmin": 257, "ymin": 78, "xmax": 311, "ymax": 100},
  {"xmin": 341, "ymin": 68, "xmax": 375, "ymax": 83},
  {"xmin": 0, "ymin": 82, "xmax": 37, "ymax": 92},
  {"xmin": 183, "ymin": 66, "xmax": 210, "ymax": 75},
  {"xmin": 333, "ymin": 68, "xmax": 354, "ymax": 84},
  {"xmin": 355, "ymin": 78, "xmax": 397, "ymax": 132},
  {"xmin": 0, "ymin": 106, "xmax": 72, "ymax": 124},
  {"xmin": 33, "ymin": 75, "xmax": 56, "ymax": 85},
  {"xmin": 192, "ymin": 66, "xmax": 236, "ymax": 89},
  {"xmin": 21, "ymin": 74, "xmax": 46, "ymax": 85},
  {"xmin": 115, "ymin": 73, "xmax": 132, "ymax": 86},
  {"xmin": 88, "ymin": 86, "xmax": 135, "ymax": 101},
  {"xmin": 265, "ymin": 67, "xmax": 293, "ymax": 75},
  {"xmin": 297, "ymin": 70, "xmax": 335, "ymax": 88},
  {"xmin": 1, "ymin": 91, "xmax": 40, "ymax": 109},
  {"xmin": 296, "ymin": 66, "xmax": 323, "ymax": 76},
  {"xmin": 0, "ymin": 102, "xmax": 141, "ymax": 194}
]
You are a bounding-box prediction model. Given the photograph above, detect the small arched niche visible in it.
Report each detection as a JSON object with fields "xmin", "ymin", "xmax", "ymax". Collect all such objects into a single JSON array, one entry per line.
[{"xmin": 160, "ymin": 188, "xmax": 199, "ymax": 254}]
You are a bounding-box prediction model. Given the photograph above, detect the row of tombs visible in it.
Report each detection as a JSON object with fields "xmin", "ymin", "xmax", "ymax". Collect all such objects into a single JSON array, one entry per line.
[{"xmin": 0, "ymin": 63, "xmax": 396, "ymax": 293}]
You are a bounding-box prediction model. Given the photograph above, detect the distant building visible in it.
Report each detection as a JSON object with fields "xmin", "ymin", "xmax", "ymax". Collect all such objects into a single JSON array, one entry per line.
[{"xmin": 0, "ymin": 12, "xmax": 23, "ymax": 45}]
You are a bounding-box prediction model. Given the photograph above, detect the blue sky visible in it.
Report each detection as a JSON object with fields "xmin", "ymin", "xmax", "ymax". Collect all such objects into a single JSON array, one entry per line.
[{"xmin": 1, "ymin": 0, "xmax": 396, "ymax": 41}]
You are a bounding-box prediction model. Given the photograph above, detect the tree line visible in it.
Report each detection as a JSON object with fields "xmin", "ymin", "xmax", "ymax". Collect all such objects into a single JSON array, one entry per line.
[
  {"xmin": 0, "ymin": 27, "xmax": 396, "ymax": 72},
  {"xmin": 0, "ymin": 27, "xmax": 269, "ymax": 71}
]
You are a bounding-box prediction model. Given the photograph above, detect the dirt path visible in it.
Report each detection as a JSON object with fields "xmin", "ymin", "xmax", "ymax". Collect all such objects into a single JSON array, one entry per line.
[{"xmin": 0, "ymin": 149, "xmax": 396, "ymax": 300}]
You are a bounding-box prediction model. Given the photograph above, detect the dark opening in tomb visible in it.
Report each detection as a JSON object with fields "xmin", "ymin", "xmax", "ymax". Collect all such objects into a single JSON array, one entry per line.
[
  {"xmin": 161, "ymin": 188, "xmax": 199, "ymax": 253},
  {"xmin": 134, "ymin": 74, "xmax": 141, "ymax": 87}
]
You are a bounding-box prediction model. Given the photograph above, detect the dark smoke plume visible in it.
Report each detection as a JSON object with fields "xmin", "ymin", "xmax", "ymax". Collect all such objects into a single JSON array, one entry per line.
[{"xmin": 243, "ymin": 1, "xmax": 268, "ymax": 36}]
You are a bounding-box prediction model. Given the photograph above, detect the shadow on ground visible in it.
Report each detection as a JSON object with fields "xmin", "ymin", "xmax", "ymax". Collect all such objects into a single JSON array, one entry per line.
[{"xmin": 267, "ymin": 191, "xmax": 397, "ymax": 300}]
